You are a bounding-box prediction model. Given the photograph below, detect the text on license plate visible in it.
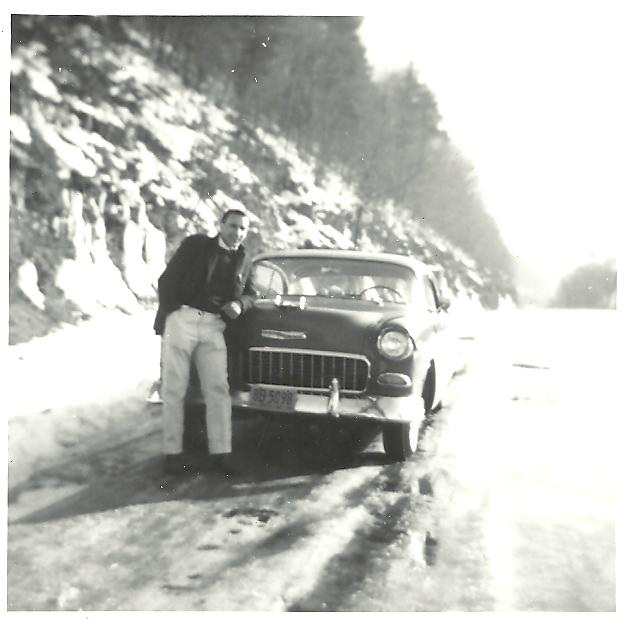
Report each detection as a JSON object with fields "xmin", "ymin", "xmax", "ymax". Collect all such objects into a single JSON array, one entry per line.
[{"xmin": 249, "ymin": 387, "xmax": 298, "ymax": 412}]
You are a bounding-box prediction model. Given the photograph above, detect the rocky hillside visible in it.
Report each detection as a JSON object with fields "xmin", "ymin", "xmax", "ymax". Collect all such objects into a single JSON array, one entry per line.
[{"xmin": 9, "ymin": 17, "xmax": 514, "ymax": 344}]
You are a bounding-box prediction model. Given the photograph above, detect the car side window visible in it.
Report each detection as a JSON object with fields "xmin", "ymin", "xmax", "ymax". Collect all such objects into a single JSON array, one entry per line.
[{"xmin": 423, "ymin": 276, "xmax": 437, "ymax": 312}]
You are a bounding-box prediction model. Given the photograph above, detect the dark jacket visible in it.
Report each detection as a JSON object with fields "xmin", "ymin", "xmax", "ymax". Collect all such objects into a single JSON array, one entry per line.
[{"xmin": 153, "ymin": 234, "xmax": 256, "ymax": 336}]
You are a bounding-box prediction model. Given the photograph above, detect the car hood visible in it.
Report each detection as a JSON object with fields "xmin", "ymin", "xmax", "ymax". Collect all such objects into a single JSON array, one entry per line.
[{"xmin": 235, "ymin": 296, "xmax": 426, "ymax": 354}]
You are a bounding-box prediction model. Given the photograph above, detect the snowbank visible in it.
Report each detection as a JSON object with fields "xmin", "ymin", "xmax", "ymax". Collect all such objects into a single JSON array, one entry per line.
[{"xmin": 8, "ymin": 310, "xmax": 160, "ymax": 489}]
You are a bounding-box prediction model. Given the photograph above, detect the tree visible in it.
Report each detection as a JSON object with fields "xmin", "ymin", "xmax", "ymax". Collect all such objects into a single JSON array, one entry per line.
[{"xmin": 551, "ymin": 261, "xmax": 617, "ymax": 308}]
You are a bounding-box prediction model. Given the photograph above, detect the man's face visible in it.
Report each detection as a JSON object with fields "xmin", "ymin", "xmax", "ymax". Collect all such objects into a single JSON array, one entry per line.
[{"xmin": 219, "ymin": 213, "xmax": 250, "ymax": 249}]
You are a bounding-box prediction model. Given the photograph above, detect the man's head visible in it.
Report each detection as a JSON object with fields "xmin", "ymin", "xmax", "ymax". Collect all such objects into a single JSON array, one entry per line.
[{"xmin": 219, "ymin": 209, "xmax": 250, "ymax": 249}]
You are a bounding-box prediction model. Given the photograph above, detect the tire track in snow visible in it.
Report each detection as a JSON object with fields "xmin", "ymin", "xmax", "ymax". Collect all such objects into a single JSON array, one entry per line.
[
  {"xmin": 115, "ymin": 465, "xmax": 385, "ymax": 611},
  {"xmin": 285, "ymin": 459, "xmax": 436, "ymax": 611}
]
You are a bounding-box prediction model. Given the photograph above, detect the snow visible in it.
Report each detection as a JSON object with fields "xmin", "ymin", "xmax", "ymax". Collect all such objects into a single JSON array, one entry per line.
[
  {"xmin": 26, "ymin": 65, "xmax": 62, "ymax": 103},
  {"xmin": 284, "ymin": 210, "xmax": 350, "ymax": 249},
  {"xmin": 319, "ymin": 173, "xmax": 360, "ymax": 214},
  {"xmin": 140, "ymin": 104, "xmax": 204, "ymax": 162},
  {"xmin": 11, "ymin": 41, "xmax": 62, "ymax": 103},
  {"xmin": 165, "ymin": 91, "xmax": 204, "ymax": 128},
  {"xmin": 60, "ymin": 123, "xmax": 106, "ymax": 168},
  {"xmin": 466, "ymin": 268, "xmax": 484, "ymax": 286},
  {"xmin": 127, "ymin": 472, "xmax": 379, "ymax": 611},
  {"xmin": 131, "ymin": 141, "xmax": 164, "ymax": 184},
  {"xmin": 317, "ymin": 223, "xmax": 353, "ymax": 250},
  {"xmin": 9, "ymin": 114, "xmax": 32, "ymax": 144},
  {"xmin": 255, "ymin": 127, "xmax": 317, "ymax": 180},
  {"xmin": 52, "ymin": 186, "xmax": 147, "ymax": 315},
  {"xmin": 6, "ymin": 308, "xmax": 619, "ymax": 613},
  {"xmin": 497, "ymin": 295, "xmax": 518, "ymax": 311},
  {"xmin": 121, "ymin": 21, "xmax": 152, "ymax": 50},
  {"xmin": 205, "ymin": 103, "xmax": 237, "ymax": 136},
  {"xmin": 212, "ymin": 147, "xmax": 260, "ymax": 187},
  {"xmin": 16, "ymin": 261, "xmax": 46, "ymax": 310},
  {"xmin": 8, "ymin": 311, "xmax": 159, "ymax": 493},
  {"xmin": 424, "ymin": 309, "xmax": 617, "ymax": 611},
  {"xmin": 111, "ymin": 51, "xmax": 163, "ymax": 89},
  {"xmin": 30, "ymin": 104, "xmax": 97, "ymax": 177},
  {"xmin": 68, "ymin": 99, "xmax": 126, "ymax": 129}
]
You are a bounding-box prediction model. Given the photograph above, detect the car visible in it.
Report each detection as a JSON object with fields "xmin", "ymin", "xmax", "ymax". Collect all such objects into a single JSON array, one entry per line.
[{"xmin": 181, "ymin": 249, "xmax": 455, "ymax": 461}]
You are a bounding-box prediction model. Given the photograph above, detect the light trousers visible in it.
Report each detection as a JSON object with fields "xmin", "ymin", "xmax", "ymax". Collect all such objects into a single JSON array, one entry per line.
[{"xmin": 161, "ymin": 306, "xmax": 231, "ymax": 455}]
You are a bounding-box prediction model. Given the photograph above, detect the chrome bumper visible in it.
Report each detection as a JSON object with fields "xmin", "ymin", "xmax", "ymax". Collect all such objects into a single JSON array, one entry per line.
[
  {"xmin": 147, "ymin": 381, "xmax": 424, "ymax": 424},
  {"xmin": 231, "ymin": 389, "xmax": 423, "ymax": 423}
]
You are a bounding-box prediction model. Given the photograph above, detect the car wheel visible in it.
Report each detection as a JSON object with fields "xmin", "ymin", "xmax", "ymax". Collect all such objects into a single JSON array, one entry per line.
[
  {"xmin": 382, "ymin": 420, "xmax": 420, "ymax": 461},
  {"xmin": 183, "ymin": 403, "xmax": 208, "ymax": 455},
  {"xmin": 422, "ymin": 361, "xmax": 436, "ymax": 414}
]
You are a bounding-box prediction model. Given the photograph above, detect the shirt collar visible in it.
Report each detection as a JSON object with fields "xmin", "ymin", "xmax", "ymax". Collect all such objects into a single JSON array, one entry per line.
[{"xmin": 218, "ymin": 237, "xmax": 235, "ymax": 251}]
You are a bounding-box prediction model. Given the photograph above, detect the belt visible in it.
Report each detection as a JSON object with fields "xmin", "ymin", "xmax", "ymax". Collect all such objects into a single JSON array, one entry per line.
[{"xmin": 180, "ymin": 304, "xmax": 221, "ymax": 316}]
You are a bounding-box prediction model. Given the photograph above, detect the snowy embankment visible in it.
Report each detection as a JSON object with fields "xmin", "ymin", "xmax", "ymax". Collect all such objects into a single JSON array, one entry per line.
[{"xmin": 8, "ymin": 310, "xmax": 159, "ymax": 491}]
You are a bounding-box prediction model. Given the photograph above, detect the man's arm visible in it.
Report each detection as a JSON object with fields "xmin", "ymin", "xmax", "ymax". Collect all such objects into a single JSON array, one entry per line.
[
  {"xmin": 157, "ymin": 235, "xmax": 199, "ymax": 307},
  {"xmin": 222, "ymin": 258, "xmax": 258, "ymax": 319}
]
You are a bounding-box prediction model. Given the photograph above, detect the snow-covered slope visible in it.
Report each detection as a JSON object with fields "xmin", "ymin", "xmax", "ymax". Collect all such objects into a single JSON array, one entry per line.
[{"xmin": 10, "ymin": 17, "xmax": 512, "ymax": 342}]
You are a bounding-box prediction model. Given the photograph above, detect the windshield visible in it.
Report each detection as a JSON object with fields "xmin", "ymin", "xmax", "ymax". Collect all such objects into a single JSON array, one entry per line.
[{"xmin": 252, "ymin": 256, "xmax": 418, "ymax": 304}]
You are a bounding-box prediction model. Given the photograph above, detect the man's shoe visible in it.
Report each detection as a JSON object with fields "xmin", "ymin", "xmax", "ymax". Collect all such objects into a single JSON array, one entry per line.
[
  {"xmin": 163, "ymin": 453, "xmax": 191, "ymax": 475},
  {"xmin": 205, "ymin": 454, "xmax": 239, "ymax": 477}
]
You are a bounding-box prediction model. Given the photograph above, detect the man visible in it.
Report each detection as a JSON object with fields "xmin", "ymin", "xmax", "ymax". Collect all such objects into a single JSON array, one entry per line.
[{"xmin": 153, "ymin": 209, "xmax": 256, "ymax": 475}]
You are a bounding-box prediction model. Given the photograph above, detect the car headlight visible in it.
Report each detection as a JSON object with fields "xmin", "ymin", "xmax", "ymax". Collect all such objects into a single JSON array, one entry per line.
[{"xmin": 377, "ymin": 328, "xmax": 414, "ymax": 360}]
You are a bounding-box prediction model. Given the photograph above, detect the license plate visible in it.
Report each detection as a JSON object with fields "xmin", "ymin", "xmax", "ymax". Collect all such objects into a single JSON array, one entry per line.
[{"xmin": 249, "ymin": 386, "xmax": 298, "ymax": 412}]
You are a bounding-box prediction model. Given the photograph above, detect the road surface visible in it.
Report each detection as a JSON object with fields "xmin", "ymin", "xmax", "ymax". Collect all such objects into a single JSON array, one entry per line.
[{"xmin": 7, "ymin": 308, "xmax": 617, "ymax": 611}]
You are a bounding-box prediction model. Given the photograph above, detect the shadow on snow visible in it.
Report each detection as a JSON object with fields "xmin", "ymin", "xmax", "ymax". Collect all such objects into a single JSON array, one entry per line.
[{"xmin": 12, "ymin": 414, "xmax": 388, "ymax": 524}]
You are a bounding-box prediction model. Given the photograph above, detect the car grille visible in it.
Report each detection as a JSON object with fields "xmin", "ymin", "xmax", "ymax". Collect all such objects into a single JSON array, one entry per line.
[{"xmin": 242, "ymin": 348, "xmax": 369, "ymax": 394}]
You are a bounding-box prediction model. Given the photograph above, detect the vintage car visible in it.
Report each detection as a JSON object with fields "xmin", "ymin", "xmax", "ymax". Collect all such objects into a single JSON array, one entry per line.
[{"xmin": 183, "ymin": 249, "xmax": 454, "ymax": 461}]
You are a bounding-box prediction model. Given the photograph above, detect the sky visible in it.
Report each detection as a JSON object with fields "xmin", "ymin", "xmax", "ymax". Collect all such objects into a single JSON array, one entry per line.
[{"xmin": 358, "ymin": 0, "xmax": 638, "ymax": 284}]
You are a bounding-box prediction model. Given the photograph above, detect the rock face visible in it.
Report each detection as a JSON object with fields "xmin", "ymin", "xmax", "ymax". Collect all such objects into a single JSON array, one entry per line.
[
  {"xmin": 120, "ymin": 185, "xmax": 166, "ymax": 301},
  {"xmin": 54, "ymin": 185, "xmax": 148, "ymax": 316},
  {"xmin": 143, "ymin": 223, "xmax": 167, "ymax": 288}
]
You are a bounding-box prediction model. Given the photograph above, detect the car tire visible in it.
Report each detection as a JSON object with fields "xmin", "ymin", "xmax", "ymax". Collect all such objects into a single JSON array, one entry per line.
[
  {"xmin": 382, "ymin": 420, "xmax": 420, "ymax": 461},
  {"xmin": 422, "ymin": 361, "xmax": 436, "ymax": 414},
  {"xmin": 183, "ymin": 403, "xmax": 208, "ymax": 455}
]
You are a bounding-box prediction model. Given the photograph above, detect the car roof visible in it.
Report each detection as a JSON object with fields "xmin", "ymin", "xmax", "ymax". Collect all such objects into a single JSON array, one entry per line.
[{"xmin": 253, "ymin": 248, "xmax": 433, "ymax": 275}]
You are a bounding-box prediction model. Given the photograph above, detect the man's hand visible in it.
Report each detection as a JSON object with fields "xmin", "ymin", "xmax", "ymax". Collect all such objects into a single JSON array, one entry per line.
[{"xmin": 221, "ymin": 300, "xmax": 243, "ymax": 319}]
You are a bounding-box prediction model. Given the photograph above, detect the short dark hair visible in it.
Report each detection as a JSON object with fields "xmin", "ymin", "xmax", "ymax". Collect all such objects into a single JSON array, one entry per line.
[{"xmin": 221, "ymin": 208, "xmax": 249, "ymax": 223}]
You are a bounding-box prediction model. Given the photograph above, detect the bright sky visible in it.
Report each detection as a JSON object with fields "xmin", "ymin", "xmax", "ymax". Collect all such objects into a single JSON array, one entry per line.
[{"xmin": 359, "ymin": 0, "xmax": 638, "ymax": 282}]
